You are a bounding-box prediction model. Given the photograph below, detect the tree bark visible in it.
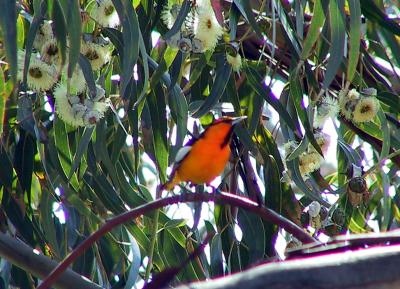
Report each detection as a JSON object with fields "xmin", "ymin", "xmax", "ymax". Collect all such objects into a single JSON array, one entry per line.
[
  {"xmin": 175, "ymin": 244, "xmax": 400, "ymax": 289},
  {"xmin": 0, "ymin": 233, "xmax": 102, "ymax": 289}
]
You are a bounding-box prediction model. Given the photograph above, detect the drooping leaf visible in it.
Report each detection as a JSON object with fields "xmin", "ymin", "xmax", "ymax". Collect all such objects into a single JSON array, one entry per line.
[
  {"xmin": 347, "ymin": 0, "xmax": 361, "ymax": 83},
  {"xmin": 0, "ymin": 0, "xmax": 17, "ymax": 85},
  {"xmin": 301, "ymin": 0, "xmax": 325, "ymax": 60},
  {"xmin": 66, "ymin": 0, "xmax": 82, "ymax": 78},
  {"xmin": 322, "ymin": 0, "xmax": 345, "ymax": 89}
]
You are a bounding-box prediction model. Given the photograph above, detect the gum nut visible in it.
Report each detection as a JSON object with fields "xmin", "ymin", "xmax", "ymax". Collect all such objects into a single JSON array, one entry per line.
[
  {"xmin": 69, "ymin": 96, "xmax": 81, "ymax": 104},
  {"xmin": 192, "ymin": 38, "xmax": 203, "ymax": 53},
  {"xmin": 178, "ymin": 38, "xmax": 192, "ymax": 53},
  {"xmin": 72, "ymin": 103, "xmax": 87, "ymax": 118}
]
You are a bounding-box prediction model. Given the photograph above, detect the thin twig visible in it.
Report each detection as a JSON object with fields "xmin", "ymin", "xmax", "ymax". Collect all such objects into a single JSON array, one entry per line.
[{"xmin": 144, "ymin": 209, "xmax": 159, "ymax": 284}]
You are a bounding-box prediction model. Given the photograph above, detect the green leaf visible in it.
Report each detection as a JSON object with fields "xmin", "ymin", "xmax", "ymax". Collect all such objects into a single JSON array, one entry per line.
[
  {"xmin": 69, "ymin": 126, "xmax": 94, "ymax": 180},
  {"xmin": 54, "ymin": 118, "xmax": 79, "ymax": 190},
  {"xmin": 237, "ymin": 209, "xmax": 265, "ymax": 264},
  {"xmin": 112, "ymin": 0, "xmax": 140, "ymax": 98},
  {"xmin": 377, "ymin": 92, "xmax": 400, "ymax": 114},
  {"xmin": 163, "ymin": 0, "xmax": 191, "ymax": 40},
  {"xmin": 289, "ymin": 70, "xmax": 322, "ymax": 156},
  {"xmin": 66, "ymin": 0, "xmax": 82, "ymax": 78},
  {"xmin": 246, "ymin": 90, "xmax": 264, "ymax": 136},
  {"xmin": 102, "ymin": 28, "xmax": 124, "ymax": 57},
  {"xmin": 245, "ymin": 66, "xmax": 296, "ymax": 131},
  {"xmin": 301, "ymin": 0, "xmax": 325, "ymax": 60},
  {"xmin": 360, "ymin": 0, "xmax": 400, "ymax": 36},
  {"xmin": 124, "ymin": 232, "xmax": 141, "ymax": 289},
  {"xmin": 273, "ymin": 0, "xmax": 301, "ymax": 56},
  {"xmin": 40, "ymin": 188, "xmax": 61, "ymax": 258},
  {"xmin": 13, "ymin": 131, "xmax": 34, "ymax": 199},
  {"xmin": 183, "ymin": 52, "xmax": 212, "ymax": 92},
  {"xmin": 285, "ymin": 136, "xmax": 308, "ymax": 162},
  {"xmin": 150, "ymin": 47, "xmax": 179, "ymax": 89},
  {"xmin": 0, "ymin": 67, "xmax": 6, "ymax": 136},
  {"xmin": 337, "ymin": 138, "xmax": 362, "ymax": 166},
  {"xmin": 347, "ymin": 0, "xmax": 361, "ymax": 82},
  {"xmin": 0, "ymin": 0, "xmax": 17, "ymax": 84},
  {"xmin": 161, "ymin": 219, "xmax": 187, "ymax": 231},
  {"xmin": 377, "ymin": 108, "xmax": 390, "ymax": 159},
  {"xmin": 78, "ymin": 55, "xmax": 97, "ymax": 97},
  {"xmin": 16, "ymin": 16, "xmax": 25, "ymax": 49},
  {"xmin": 52, "ymin": 0, "xmax": 67, "ymax": 66},
  {"xmin": 22, "ymin": 0, "xmax": 47, "ymax": 88},
  {"xmin": 286, "ymin": 159, "xmax": 330, "ymax": 207},
  {"xmin": 192, "ymin": 57, "xmax": 232, "ymax": 118},
  {"xmin": 322, "ymin": 0, "xmax": 345, "ymax": 89},
  {"xmin": 233, "ymin": 0, "xmax": 262, "ymax": 38},
  {"xmin": 147, "ymin": 90, "xmax": 168, "ymax": 182},
  {"xmin": 210, "ymin": 234, "xmax": 223, "ymax": 277}
]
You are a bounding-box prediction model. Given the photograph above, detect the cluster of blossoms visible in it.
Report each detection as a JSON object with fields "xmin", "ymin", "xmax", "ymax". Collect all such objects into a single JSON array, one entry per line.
[
  {"xmin": 284, "ymin": 131, "xmax": 330, "ymax": 179},
  {"xmin": 161, "ymin": 0, "xmax": 224, "ymax": 53},
  {"xmin": 314, "ymin": 95, "xmax": 339, "ymax": 128},
  {"xmin": 54, "ymin": 84, "xmax": 110, "ymax": 127},
  {"xmin": 90, "ymin": 0, "xmax": 120, "ymax": 28},
  {"xmin": 339, "ymin": 88, "xmax": 379, "ymax": 123},
  {"xmin": 17, "ymin": 0, "xmax": 119, "ymax": 127}
]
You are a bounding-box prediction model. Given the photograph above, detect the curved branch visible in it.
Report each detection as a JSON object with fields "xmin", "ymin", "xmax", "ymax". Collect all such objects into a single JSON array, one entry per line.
[
  {"xmin": 37, "ymin": 191, "xmax": 316, "ymax": 289},
  {"xmin": 0, "ymin": 233, "xmax": 102, "ymax": 289}
]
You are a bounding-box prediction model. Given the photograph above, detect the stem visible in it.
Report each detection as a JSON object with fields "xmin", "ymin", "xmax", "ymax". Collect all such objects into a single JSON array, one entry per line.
[
  {"xmin": 36, "ymin": 191, "xmax": 316, "ymax": 289},
  {"xmin": 0, "ymin": 233, "xmax": 102, "ymax": 289},
  {"xmin": 144, "ymin": 209, "xmax": 159, "ymax": 283},
  {"xmin": 363, "ymin": 148, "xmax": 400, "ymax": 177}
]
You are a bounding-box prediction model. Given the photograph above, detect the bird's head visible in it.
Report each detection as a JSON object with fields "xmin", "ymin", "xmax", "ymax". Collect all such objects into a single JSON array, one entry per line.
[
  {"xmin": 203, "ymin": 116, "xmax": 247, "ymax": 147},
  {"xmin": 212, "ymin": 115, "xmax": 248, "ymax": 126}
]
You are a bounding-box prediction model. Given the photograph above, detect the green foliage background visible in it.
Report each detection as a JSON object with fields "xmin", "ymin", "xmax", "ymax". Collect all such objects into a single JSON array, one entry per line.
[{"xmin": 0, "ymin": 0, "xmax": 400, "ymax": 288}]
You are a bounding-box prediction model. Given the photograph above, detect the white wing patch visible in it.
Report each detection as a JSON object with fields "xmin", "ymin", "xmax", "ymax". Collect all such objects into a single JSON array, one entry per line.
[{"xmin": 175, "ymin": 146, "xmax": 192, "ymax": 163}]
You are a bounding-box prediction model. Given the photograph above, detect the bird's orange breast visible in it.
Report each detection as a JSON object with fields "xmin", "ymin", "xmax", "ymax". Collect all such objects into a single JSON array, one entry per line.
[
  {"xmin": 175, "ymin": 136, "xmax": 231, "ymax": 185},
  {"xmin": 174, "ymin": 121, "xmax": 234, "ymax": 185}
]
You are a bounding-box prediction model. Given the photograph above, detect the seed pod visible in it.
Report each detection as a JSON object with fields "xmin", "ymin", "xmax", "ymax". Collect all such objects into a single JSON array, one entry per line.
[
  {"xmin": 347, "ymin": 176, "xmax": 368, "ymax": 207},
  {"xmin": 300, "ymin": 211, "xmax": 310, "ymax": 227},
  {"xmin": 226, "ymin": 41, "xmax": 239, "ymax": 57},
  {"xmin": 361, "ymin": 87, "xmax": 377, "ymax": 96},
  {"xmin": 192, "ymin": 38, "xmax": 203, "ymax": 53},
  {"xmin": 349, "ymin": 177, "xmax": 367, "ymax": 194},
  {"xmin": 332, "ymin": 208, "xmax": 345, "ymax": 227},
  {"xmin": 72, "ymin": 103, "xmax": 87, "ymax": 119},
  {"xmin": 178, "ymin": 38, "xmax": 192, "ymax": 53},
  {"xmin": 310, "ymin": 215, "xmax": 322, "ymax": 230},
  {"xmin": 308, "ymin": 201, "xmax": 321, "ymax": 218},
  {"xmin": 323, "ymin": 224, "xmax": 341, "ymax": 236},
  {"xmin": 319, "ymin": 206, "xmax": 328, "ymax": 221}
]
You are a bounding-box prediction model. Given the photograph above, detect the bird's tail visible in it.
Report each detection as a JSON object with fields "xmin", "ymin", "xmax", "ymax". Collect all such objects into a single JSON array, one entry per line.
[{"xmin": 158, "ymin": 173, "xmax": 180, "ymax": 192}]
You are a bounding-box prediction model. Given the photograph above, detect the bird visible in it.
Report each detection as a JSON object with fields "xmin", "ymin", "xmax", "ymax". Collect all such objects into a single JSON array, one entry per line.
[{"xmin": 160, "ymin": 116, "xmax": 247, "ymax": 191}]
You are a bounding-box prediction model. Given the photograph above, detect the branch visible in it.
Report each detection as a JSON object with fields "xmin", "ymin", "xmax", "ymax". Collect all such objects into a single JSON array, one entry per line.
[
  {"xmin": 175, "ymin": 244, "xmax": 400, "ymax": 289},
  {"xmin": 37, "ymin": 192, "xmax": 316, "ymax": 289},
  {"xmin": 0, "ymin": 233, "xmax": 102, "ymax": 289},
  {"xmin": 341, "ymin": 116, "xmax": 400, "ymax": 167}
]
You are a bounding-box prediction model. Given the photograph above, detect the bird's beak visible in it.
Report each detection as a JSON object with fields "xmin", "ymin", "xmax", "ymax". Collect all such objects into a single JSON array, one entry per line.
[{"xmin": 231, "ymin": 116, "xmax": 247, "ymax": 125}]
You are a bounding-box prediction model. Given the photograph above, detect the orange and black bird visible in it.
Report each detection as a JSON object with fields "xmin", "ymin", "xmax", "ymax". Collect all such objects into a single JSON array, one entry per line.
[{"xmin": 160, "ymin": 116, "xmax": 247, "ymax": 191}]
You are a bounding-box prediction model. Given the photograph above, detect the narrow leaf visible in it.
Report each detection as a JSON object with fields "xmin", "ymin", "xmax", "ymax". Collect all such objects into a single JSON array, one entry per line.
[
  {"xmin": 67, "ymin": 0, "xmax": 82, "ymax": 77},
  {"xmin": 192, "ymin": 58, "xmax": 232, "ymax": 118},
  {"xmin": 322, "ymin": 0, "xmax": 345, "ymax": 89},
  {"xmin": 0, "ymin": 0, "xmax": 17, "ymax": 84},
  {"xmin": 347, "ymin": 0, "xmax": 361, "ymax": 82},
  {"xmin": 301, "ymin": 0, "xmax": 325, "ymax": 60}
]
